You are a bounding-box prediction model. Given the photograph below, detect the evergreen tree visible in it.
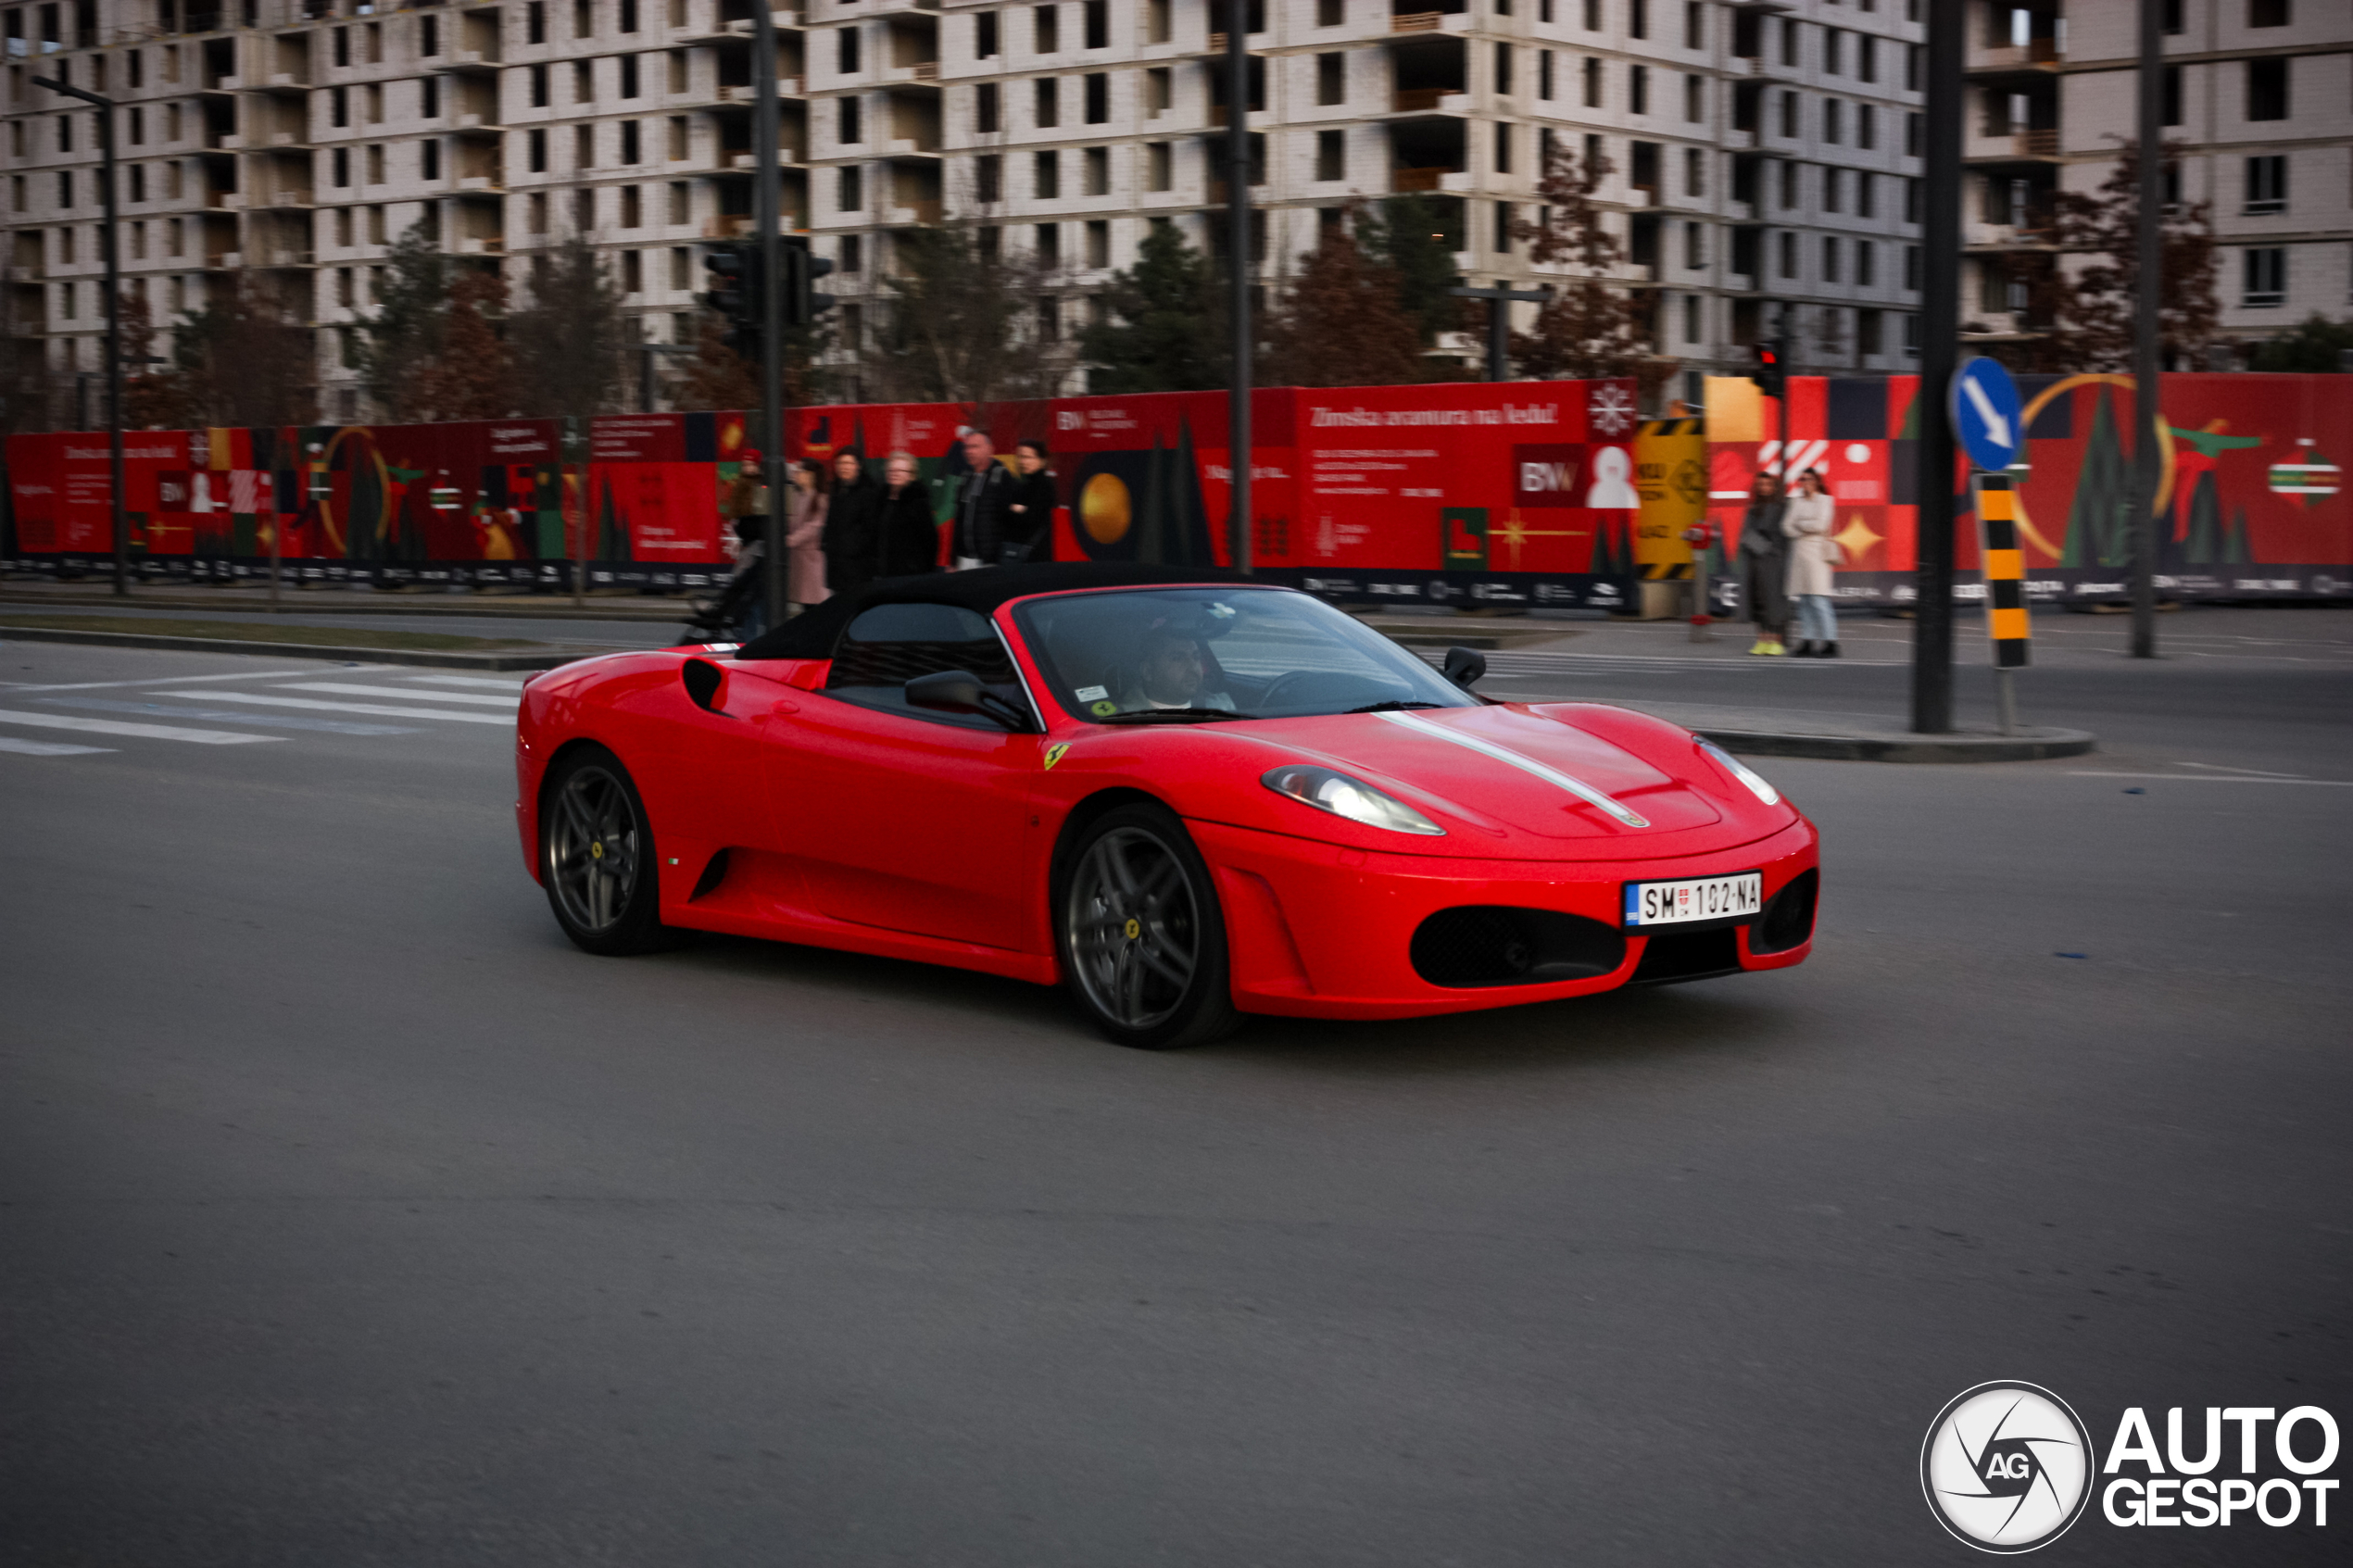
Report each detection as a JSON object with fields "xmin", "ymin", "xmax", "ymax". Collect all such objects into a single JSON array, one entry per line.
[
  {"xmin": 1258, "ymin": 228, "xmax": 1427, "ymax": 387},
  {"xmin": 509, "ymin": 237, "xmax": 631, "ymax": 418},
  {"xmin": 1077, "ymin": 221, "xmax": 1227, "ymax": 394},
  {"xmin": 118, "ymin": 292, "xmax": 198, "ymax": 430},
  {"xmin": 1353, "ymin": 195, "xmax": 1466, "ymax": 345},
  {"xmin": 2244, "ymin": 314, "xmax": 2353, "ymax": 373},
  {"xmin": 352, "ymin": 224, "xmax": 454, "ymax": 422}
]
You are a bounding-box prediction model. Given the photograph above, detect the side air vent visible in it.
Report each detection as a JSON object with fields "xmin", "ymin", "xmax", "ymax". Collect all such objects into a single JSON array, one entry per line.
[
  {"xmin": 690, "ymin": 848, "xmax": 732, "ymax": 900},
  {"xmin": 1750, "ymin": 870, "xmax": 1818, "ymax": 955},
  {"xmin": 1410, "ymin": 907, "xmax": 1627, "ymax": 989}
]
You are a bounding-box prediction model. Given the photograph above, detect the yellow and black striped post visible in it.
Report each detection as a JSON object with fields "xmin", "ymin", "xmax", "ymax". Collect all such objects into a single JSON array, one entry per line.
[{"xmin": 1973, "ymin": 472, "xmax": 2031, "ymax": 733}]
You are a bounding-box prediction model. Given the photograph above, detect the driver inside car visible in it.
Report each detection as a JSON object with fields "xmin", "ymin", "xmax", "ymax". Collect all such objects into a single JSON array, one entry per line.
[{"xmin": 1118, "ymin": 622, "xmax": 1237, "ymax": 714}]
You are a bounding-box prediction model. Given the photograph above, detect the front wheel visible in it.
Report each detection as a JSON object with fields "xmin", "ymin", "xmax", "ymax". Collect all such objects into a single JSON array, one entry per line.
[
  {"xmin": 1056, "ymin": 804, "xmax": 1239, "ymax": 1050},
  {"xmin": 541, "ymin": 746, "xmax": 669, "ymax": 956}
]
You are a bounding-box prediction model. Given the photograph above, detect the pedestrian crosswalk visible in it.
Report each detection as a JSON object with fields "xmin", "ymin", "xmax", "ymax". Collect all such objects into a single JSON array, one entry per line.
[
  {"xmin": 170, "ymin": 689, "xmax": 518, "ymax": 724},
  {"xmin": 0, "ymin": 664, "xmax": 531, "ymax": 762}
]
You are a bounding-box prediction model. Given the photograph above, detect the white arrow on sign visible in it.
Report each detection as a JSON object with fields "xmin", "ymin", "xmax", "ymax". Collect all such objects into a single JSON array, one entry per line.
[{"xmin": 1961, "ymin": 374, "xmax": 2013, "ymax": 450}]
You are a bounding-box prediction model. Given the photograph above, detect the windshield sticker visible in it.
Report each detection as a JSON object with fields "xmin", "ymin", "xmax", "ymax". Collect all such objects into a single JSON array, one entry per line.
[
  {"xmin": 1075, "ymin": 684, "xmax": 1110, "ymax": 702},
  {"xmin": 1089, "ymin": 699, "xmax": 1120, "ymax": 717}
]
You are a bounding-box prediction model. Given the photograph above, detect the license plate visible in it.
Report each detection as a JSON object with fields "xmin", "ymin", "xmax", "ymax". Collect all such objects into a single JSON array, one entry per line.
[{"xmin": 1623, "ymin": 872, "xmax": 1763, "ymax": 928}]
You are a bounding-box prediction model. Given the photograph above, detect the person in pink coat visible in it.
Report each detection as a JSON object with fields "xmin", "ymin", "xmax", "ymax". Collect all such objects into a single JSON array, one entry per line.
[{"xmin": 785, "ymin": 458, "xmax": 830, "ymax": 612}]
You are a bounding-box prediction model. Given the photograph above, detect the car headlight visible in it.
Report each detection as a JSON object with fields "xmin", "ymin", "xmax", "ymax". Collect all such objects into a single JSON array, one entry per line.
[
  {"xmin": 1698, "ymin": 740, "xmax": 1780, "ymax": 806},
  {"xmin": 1263, "ymin": 764, "xmax": 1445, "ymax": 836}
]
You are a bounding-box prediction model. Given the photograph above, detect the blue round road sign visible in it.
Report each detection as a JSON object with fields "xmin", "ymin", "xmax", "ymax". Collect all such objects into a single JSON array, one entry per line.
[{"xmin": 1950, "ymin": 358, "xmax": 2024, "ymax": 472}]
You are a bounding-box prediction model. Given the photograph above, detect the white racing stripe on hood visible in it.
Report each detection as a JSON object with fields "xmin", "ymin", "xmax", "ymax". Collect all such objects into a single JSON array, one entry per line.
[{"xmin": 1373, "ymin": 709, "xmax": 1651, "ymax": 829}]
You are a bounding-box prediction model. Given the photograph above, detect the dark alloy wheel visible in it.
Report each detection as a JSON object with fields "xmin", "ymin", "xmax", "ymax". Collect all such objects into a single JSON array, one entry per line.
[
  {"xmin": 541, "ymin": 746, "xmax": 669, "ymax": 956},
  {"xmin": 1057, "ymin": 803, "xmax": 1239, "ymax": 1049}
]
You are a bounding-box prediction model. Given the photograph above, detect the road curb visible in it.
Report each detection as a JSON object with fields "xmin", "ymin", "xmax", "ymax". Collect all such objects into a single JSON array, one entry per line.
[
  {"xmin": 1693, "ymin": 725, "xmax": 2097, "ymax": 763},
  {"xmin": 0, "ymin": 625, "xmax": 604, "ymax": 671}
]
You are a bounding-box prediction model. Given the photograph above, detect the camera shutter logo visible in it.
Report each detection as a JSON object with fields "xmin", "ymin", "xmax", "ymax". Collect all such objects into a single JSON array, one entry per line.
[{"xmin": 1921, "ymin": 1382, "xmax": 2094, "ymax": 1553}]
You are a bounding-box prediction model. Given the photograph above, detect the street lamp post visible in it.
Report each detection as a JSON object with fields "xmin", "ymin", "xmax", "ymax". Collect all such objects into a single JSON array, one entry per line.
[
  {"xmin": 34, "ymin": 74, "xmax": 126, "ymax": 597},
  {"xmin": 1226, "ymin": 0, "xmax": 1252, "ymax": 577},
  {"xmin": 1909, "ymin": 4, "xmax": 1965, "ymax": 734},
  {"xmin": 2130, "ymin": 0, "xmax": 2163, "ymax": 659},
  {"xmin": 752, "ymin": 6, "xmax": 787, "ymax": 628},
  {"xmin": 1447, "ymin": 283, "xmax": 1554, "ymax": 383}
]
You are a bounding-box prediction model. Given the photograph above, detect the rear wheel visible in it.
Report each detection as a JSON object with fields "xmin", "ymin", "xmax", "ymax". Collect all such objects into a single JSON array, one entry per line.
[
  {"xmin": 541, "ymin": 746, "xmax": 668, "ymax": 956},
  {"xmin": 1057, "ymin": 803, "xmax": 1239, "ymax": 1050}
]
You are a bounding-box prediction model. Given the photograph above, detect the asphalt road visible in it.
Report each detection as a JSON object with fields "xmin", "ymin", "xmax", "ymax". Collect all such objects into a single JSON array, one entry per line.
[{"xmin": 2, "ymin": 619, "xmax": 2347, "ymax": 1567}]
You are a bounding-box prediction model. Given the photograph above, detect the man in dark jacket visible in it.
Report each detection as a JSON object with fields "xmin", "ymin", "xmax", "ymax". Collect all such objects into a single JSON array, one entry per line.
[
  {"xmin": 1000, "ymin": 439, "xmax": 1058, "ymax": 563},
  {"xmin": 950, "ymin": 430, "xmax": 1018, "ymax": 570},
  {"xmin": 1737, "ymin": 470, "xmax": 1791, "ymax": 657}
]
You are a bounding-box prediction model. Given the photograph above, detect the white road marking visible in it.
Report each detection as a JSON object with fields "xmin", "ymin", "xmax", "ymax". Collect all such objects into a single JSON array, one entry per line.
[
  {"xmin": 2171, "ymin": 760, "xmax": 2309, "ymax": 779},
  {"xmin": 0, "ymin": 708, "xmax": 282, "ymax": 745},
  {"xmin": 403, "ymin": 673, "xmax": 530, "ymax": 690},
  {"xmin": 42, "ymin": 697, "xmax": 422, "ymax": 735},
  {"xmin": 2069, "ymin": 771, "xmax": 2353, "ymax": 787},
  {"xmin": 0, "ymin": 668, "xmax": 322, "ymax": 693},
  {"xmin": 0, "ymin": 735, "xmax": 115, "ymax": 757},
  {"xmin": 157, "ymin": 690, "xmax": 514, "ymax": 724},
  {"xmin": 274, "ymin": 681, "xmax": 517, "ymax": 707}
]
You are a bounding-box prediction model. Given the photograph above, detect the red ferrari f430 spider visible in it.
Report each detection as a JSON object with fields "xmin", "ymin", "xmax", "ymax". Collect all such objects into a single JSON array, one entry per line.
[{"xmin": 517, "ymin": 565, "xmax": 1817, "ymax": 1047}]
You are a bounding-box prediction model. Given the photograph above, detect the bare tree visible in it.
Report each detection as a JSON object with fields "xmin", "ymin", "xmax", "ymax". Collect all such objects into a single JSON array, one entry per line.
[
  {"xmin": 2029, "ymin": 138, "xmax": 2218, "ymax": 372},
  {"xmin": 406, "ymin": 270, "xmax": 517, "ymax": 422},
  {"xmin": 172, "ymin": 274, "xmax": 320, "ymax": 428},
  {"xmin": 1259, "ymin": 225, "xmax": 1428, "ymax": 387},
  {"xmin": 865, "ymin": 224, "xmax": 1076, "ymax": 403},
  {"xmin": 1509, "ymin": 141, "xmax": 1652, "ymax": 380}
]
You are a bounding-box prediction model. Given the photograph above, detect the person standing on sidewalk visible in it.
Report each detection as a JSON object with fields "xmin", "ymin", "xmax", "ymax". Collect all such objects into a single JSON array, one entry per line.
[
  {"xmin": 720, "ymin": 449, "xmax": 773, "ymax": 638},
  {"xmin": 950, "ymin": 429, "xmax": 1017, "ymax": 571},
  {"xmin": 784, "ymin": 458, "xmax": 830, "ymax": 615},
  {"xmin": 1782, "ymin": 468, "xmax": 1843, "ymax": 658},
  {"xmin": 1736, "ymin": 471, "xmax": 1791, "ymax": 656},
  {"xmin": 824, "ymin": 448, "xmax": 882, "ymax": 597},
  {"xmin": 1000, "ymin": 439, "xmax": 1058, "ymax": 564}
]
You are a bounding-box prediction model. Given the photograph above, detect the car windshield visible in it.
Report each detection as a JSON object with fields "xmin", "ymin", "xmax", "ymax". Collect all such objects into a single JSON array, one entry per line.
[{"xmin": 1013, "ymin": 587, "xmax": 1477, "ymax": 723}]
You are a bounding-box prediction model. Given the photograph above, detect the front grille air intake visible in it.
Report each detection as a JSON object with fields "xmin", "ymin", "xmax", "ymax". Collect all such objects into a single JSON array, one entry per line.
[{"xmin": 1410, "ymin": 907, "xmax": 1627, "ymax": 989}]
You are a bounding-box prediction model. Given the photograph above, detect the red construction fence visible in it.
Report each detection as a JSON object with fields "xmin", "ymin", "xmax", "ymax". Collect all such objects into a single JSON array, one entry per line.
[{"xmin": 6, "ymin": 372, "xmax": 2347, "ymax": 606}]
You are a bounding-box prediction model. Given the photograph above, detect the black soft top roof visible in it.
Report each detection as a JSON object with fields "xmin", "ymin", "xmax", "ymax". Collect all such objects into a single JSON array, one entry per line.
[{"xmin": 736, "ymin": 562, "xmax": 1253, "ymax": 660}]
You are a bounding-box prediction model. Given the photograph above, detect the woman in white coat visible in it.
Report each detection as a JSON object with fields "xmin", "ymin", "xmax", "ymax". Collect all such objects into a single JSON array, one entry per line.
[{"xmin": 1781, "ymin": 469, "xmax": 1842, "ymax": 658}]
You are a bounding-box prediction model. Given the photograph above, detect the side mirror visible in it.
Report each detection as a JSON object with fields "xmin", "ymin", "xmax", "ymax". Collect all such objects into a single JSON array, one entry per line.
[
  {"xmin": 1442, "ymin": 646, "xmax": 1488, "ymax": 688},
  {"xmin": 905, "ymin": 669, "xmax": 988, "ymax": 712},
  {"xmin": 681, "ymin": 657, "xmax": 728, "ymax": 714},
  {"xmin": 906, "ymin": 669, "xmax": 1034, "ymax": 731}
]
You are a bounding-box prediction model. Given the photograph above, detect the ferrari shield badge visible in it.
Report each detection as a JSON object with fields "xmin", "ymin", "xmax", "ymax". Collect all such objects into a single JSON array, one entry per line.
[{"xmin": 1043, "ymin": 743, "xmax": 1071, "ymax": 770}]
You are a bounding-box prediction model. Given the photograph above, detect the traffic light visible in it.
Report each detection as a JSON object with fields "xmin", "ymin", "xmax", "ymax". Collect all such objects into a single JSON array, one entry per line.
[
  {"xmin": 781, "ymin": 235, "xmax": 837, "ymax": 328},
  {"xmin": 701, "ymin": 242, "xmax": 765, "ymax": 358},
  {"xmin": 1753, "ymin": 337, "xmax": 1786, "ymax": 400}
]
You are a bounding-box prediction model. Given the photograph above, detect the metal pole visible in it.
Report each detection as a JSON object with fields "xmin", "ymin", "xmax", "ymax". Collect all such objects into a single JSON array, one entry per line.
[
  {"xmin": 40, "ymin": 77, "xmax": 124, "ymax": 595},
  {"xmin": 2129, "ymin": 0, "xmax": 2162, "ymax": 659},
  {"xmin": 1909, "ymin": 0, "xmax": 1965, "ymax": 734},
  {"xmin": 1227, "ymin": 0, "xmax": 1252, "ymax": 577},
  {"xmin": 1488, "ymin": 295, "xmax": 1508, "ymax": 383},
  {"xmin": 754, "ymin": 6, "xmax": 788, "ymax": 621},
  {"xmin": 101, "ymin": 100, "xmax": 123, "ymax": 596}
]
